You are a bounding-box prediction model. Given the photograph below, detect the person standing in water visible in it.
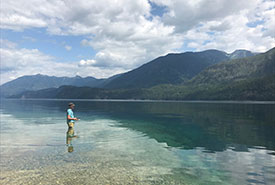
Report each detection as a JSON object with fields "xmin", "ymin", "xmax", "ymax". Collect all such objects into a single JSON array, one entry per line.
[{"xmin": 67, "ymin": 102, "xmax": 79, "ymax": 128}]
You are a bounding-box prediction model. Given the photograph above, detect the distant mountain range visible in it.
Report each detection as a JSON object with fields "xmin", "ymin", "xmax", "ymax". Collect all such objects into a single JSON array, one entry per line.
[
  {"xmin": 103, "ymin": 49, "xmax": 255, "ymax": 89},
  {"xmin": 1, "ymin": 49, "xmax": 256, "ymax": 98},
  {"xmin": 0, "ymin": 74, "xmax": 106, "ymax": 97},
  {"xmin": 11, "ymin": 47, "xmax": 274, "ymax": 101}
]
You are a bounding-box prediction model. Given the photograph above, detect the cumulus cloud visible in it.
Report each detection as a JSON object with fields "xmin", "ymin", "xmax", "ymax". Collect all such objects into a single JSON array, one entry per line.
[
  {"xmin": 0, "ymin": 43, "xmax": 55, "ymax": 84},
  {"xmin": 0, "ymin": 0, "xmax": 274, "ymax": 83},
  {"xmin": 1, "ymin": 0, "xmax": 183, "ymax": 70},
  {"xmin": 152, "ymin": 0, "xmax": 275, "ymax": 52},
  {"xmin": 181, "ymin": 2, "xmax": 275, "ymax": 53},
  {"xmin": 0, "ymin": 40, "xmax": 125, "ymax": 84}
]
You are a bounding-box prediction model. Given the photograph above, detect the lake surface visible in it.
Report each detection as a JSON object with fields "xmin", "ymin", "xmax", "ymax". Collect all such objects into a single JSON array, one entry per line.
[{"xmin": 0, "ymin": 99, "xmax": 275, "ymax": 185}]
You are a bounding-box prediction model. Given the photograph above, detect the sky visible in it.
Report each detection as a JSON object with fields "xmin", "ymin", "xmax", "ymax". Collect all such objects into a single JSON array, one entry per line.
[{"xmin": 0, "ymin": 0, "xmax": 275, "ymax": 84}]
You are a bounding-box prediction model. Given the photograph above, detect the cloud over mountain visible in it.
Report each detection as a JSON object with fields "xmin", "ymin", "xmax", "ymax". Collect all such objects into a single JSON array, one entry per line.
[
  {"xmin": 0, "ymin": 40, "xmax": 125, "ymax": 84},
  {"xmin": 1, "ymin": 0, "xmax": 274, "ymax": 83}
]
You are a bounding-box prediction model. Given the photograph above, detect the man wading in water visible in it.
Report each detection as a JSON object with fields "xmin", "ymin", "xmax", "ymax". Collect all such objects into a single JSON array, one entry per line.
[
  {"xmin": 66, "ymin": 103, "xmax": 79, "ymax": 152},
  {"xmin": 67, "ymin": 102, "xmax": 79, "ymax": 128}
]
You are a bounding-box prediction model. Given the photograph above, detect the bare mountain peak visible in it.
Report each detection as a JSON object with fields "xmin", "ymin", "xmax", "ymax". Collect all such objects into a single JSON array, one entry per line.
[{"xmin": 229, "ymin": 49, "xmax": 255, "ymax": 59}]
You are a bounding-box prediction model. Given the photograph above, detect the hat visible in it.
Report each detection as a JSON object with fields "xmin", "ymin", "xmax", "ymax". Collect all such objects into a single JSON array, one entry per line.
[{"xmin": 68, "ymin": 102, "xmax": 75, "ymax": 107}]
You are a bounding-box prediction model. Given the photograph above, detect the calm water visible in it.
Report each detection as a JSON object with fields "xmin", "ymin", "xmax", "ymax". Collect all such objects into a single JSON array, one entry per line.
[{"xmin": 0, "ymin": 99, "xmax": 275, "ymax": 185}]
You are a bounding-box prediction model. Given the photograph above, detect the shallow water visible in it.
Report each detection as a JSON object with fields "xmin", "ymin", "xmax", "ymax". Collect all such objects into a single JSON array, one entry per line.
[{"xmin": 0, "ymin": 99, "xmax": 275, "ymax": 185}]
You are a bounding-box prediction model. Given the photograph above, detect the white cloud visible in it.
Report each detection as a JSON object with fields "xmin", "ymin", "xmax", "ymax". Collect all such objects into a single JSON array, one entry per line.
[
  {"xmin": 149, "ymin": 0, "xmax": 275, "ymax": 53},
  {"xmin": 1, "ymin": 0, "xmax": 183, "ymax": 70},
  {"xmin": 79, "ymin": 59, "xmax": 96, "ymax": 66},
  {"xmin": 181, "ymin": 5, "xmax": 275, "ymax": 53},
  {"xmin": 0, "ymin": 0, "xmax": 274, "ymax": 83},
  {"xmin": 65, "ymin": 45, "xmax": 72, "ymax": 51},
  {"xmin": 152, "ymin": 0, "xmax": 259, "ymax": 31},
  {"xmin": 0, "ymin": 40, "xmax": 125, "ymax": 85}
]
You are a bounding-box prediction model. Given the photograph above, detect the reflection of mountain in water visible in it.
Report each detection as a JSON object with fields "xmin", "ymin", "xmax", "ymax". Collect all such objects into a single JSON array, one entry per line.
[
  {"xmin": 110, "ymin": 102, "xmax": 275, "ymax": 152},
  {"xmin": 2, "ymin": 100, "xmax": 275, "ymax": 152}
]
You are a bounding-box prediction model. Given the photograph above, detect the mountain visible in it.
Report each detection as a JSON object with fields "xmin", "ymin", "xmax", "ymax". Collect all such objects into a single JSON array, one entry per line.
[
  {"xmin": 145, "ymin": 47, "xmax": 275, "ymax": 100},
  {"xmin": 189, "ymin": 47, "xmax": 275, "ymax": 85},
  {"xmin": 144, "ymin": 74, "xmax": 275, "ymax": 101},
  {"xmin": 103, "ymin": 49, "xmax": 256, "ymax": 89},
  {"xmin": 228, "ymin": 49, "xmax": 255, "ymax": 59},
  {"xmin": 14, "ymin": 74, "xmax": 275, "ymax": 101},
  {"xmin": 2, "ymin": 49, "xmax": 255, "ymax": 98},
  {"xmin": 0, "ymin": 74, "xmax": 105, "ymax": 97},
  {"xmin": 11, "ymin": 47, "xmax": 274, "ymax": 101}
]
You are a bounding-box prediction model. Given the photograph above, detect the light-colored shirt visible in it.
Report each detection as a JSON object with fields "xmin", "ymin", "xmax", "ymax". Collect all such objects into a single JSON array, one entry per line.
[{"xmin": 67, "ymin": 108, "xmax": 75, "ymax": 123}]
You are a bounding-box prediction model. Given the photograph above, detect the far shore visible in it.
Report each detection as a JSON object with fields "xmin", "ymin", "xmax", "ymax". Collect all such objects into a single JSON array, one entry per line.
[{"xmin": 2, "ymin": 98, "xmax": 275, "ymax": 104}]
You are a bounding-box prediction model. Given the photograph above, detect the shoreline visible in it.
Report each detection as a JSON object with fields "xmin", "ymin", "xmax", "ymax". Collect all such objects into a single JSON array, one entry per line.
[{"xmin": 2, "ymin": 98, "xmax": 275, "ymax": 104}]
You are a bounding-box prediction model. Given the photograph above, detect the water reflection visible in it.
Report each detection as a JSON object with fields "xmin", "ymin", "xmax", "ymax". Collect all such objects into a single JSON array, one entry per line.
[
  {"xmin": 2, "ymin": 99, "xmax": 275, "ymax": 152},
  {"xmin": 66, "ymin": 127, "xmax": 78, "ymax": 153},
  {"xmin": 1, "ymin": 99, "xmax": 275, "ymax": 184}
]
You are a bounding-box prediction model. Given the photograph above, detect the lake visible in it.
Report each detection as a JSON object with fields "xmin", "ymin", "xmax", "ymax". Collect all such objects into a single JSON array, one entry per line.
[{"xmin": 0, "ymin": 99, "xmax": 275, "ymax": 185}]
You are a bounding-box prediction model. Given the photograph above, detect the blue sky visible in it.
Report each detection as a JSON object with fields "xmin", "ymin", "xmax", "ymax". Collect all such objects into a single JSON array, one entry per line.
[
  {"xmin": 1, "ymin": 1, "xmax": 167, "ymax": 63},
  {"xmin": 1, "ymin": 0, "xmax": 274, "ymax": 84},
  {"xmin": 2, "ymin": 28, "xmax": 95, "ymax": 63}
]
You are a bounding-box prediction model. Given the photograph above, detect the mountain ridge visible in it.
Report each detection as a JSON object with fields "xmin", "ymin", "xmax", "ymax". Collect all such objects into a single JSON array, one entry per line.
[
  {"xmin": 1, "ymin": 48, "xmax": 259, "ymax": 98},
  {"xmin": 9, "ymin": 47, "xmax": 274, "ymax": 101},
  {"xmin": 189, "ymin": 47, "xmax": 275, "ymax": 86},
  {"xmin": 0, "ymin": 74, "xmax": 105, "ymax": 97},
  {"xmin": 103, "ymin": 49, "xmax": 256, "ymax": 89}
]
